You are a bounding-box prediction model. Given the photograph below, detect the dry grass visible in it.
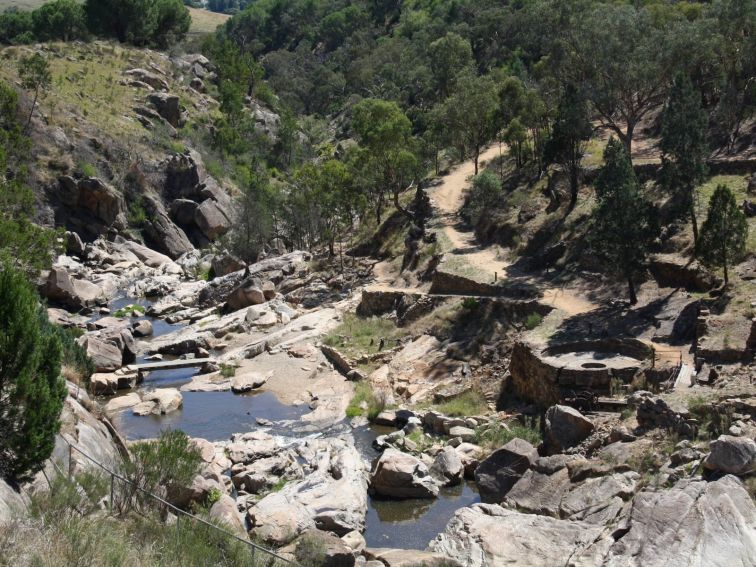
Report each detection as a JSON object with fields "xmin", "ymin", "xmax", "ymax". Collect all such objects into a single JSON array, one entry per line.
[{"xmin": 187, "ymin": 7, "xmax": 230, "ymax": 38}]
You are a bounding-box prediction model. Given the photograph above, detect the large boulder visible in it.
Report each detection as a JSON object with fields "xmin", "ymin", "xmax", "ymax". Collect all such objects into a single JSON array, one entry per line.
[
  {"xmin": 703, "ymin": 435, "xmax": 756, "ymax": 475},
  {"xmin": 430, "ymin": 504, "xmax": 606, "ymax": 566},
  {"xmin": 290, "ymin": 530, "xmax": 355, "ymax": 567},
  {"xmin": 503, "ymin": 468, "xmax": 571, "ymax": 517},
  {"xmin": 230, "ymin": 371, "xmax": 268, "ymax": 393},
  {"xmin": 57, "ymin": 176, "xmax": 127, "ymax": 237},
  {"xmin": 195, "ymin": 198, "xmax": 232, "ymax": 241},
  {"xmin": 124, "ymin": 68, "xmax": 169, "ymax": 91},
  {"xmin": 147, "ymin": 92, "xmax": 183, "ymax": 128},
  {"xmin": 248, "ymin": 438, "xmax": 368, "ymax": 544},
  {"xmin": 474, "ymin": 438, "xmax": 538, "ymax": 503},
  {"xmin": 604, "ymin": 476, "xmax": 756, "ymax": 566},
  {"xmin": 364, "ymin": 548, "xmax": 462, "ymax": 567},
  {"xmin": 544, "ymin": 405, "xmax": 594, "ymax": 454},
  {"xmin": 40, "ymin": 267, "xmax": 104, "ymax": 309},
  {"xmin": 226, "ymin": 280, "xmax": 267, "ymax": 311},
  {"xmin": 430, "ymin": 446, "xmax": 464, "ymax": 486},
  {"xmin": 370, "ymin": 448, "xmax": 439, "ymax": 499},
  {"xmin": 0, "ymin": 478, "xmax": 29, "ymax": 524},
  {"xmin": 209, "ymin": 494, "xmax": 247, "ymax": 538},
  {"xmin": 142, "ymin": 388, "xmax": 183, "ymax": 414},
  {"xmin": 80, "ymin": 337, "xmax": 123, "ymax": 372},
  {"xmin": 141, "ymin": 196, "xmax": 195, "ymax": 259}
]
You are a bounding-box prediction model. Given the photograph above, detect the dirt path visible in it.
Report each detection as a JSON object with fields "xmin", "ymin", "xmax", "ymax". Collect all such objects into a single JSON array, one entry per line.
[
  {"xmin": 429, "ymin": 146, "xmax": 599, "ymax": 316},
  {"xmin": 431, "ymin": 145, "xmax": 511, "ymax": 277}
]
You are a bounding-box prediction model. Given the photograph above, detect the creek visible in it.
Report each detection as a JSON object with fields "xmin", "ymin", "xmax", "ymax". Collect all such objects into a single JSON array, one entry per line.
[{"xmin": 100, "ymin": 293, "xmax": 478, "ymax": 551}]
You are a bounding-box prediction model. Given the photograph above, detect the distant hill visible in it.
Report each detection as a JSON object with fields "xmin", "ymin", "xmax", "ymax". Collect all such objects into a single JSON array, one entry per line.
[{"xmin": 0, "ymin": 0, "xmax": 228, "ymax": 37}]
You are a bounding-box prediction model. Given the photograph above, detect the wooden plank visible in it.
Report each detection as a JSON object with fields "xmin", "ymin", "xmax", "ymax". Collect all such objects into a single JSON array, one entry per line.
[{"xmin": 128, "ymin": 358, "xmax": 213, "ymax": 372}]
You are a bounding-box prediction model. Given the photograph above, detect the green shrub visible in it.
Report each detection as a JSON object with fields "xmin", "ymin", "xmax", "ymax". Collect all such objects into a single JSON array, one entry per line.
[
  {"xmin": 474, "ymin": 420, "xmax": 542, "ymax": 450},
  {"xmin": 219, "ymin": 364, "xmax": 236, "ymax": 378},
  {"xmin": 113, "ymin": 304, "xmax": 145, "ymax": 318},
  {"xmin": 0, "ymin": 263, "xmax": 67, "ymax": 482},
  {"xmin": 294, "ymin": 532, "xmax": 327, "ymax": 566},
  {"xmin": 117, "ymin": 429, "xmax": 202, "ymax": 515},
  {"xmin": 524, "ymin": 313, "xmax": 543, "ymax": 330},
  {"xmin": 434, "ymin": 390, "xmax": 488, "ymax": 417},
  {"xmin": 127, "ymin": 197, "xmax": 148, "ymax": 227},
  {"xmin": 346, "ymin": 381, "xmax": 386, "ymax": 420},
  {"xmin": 77, "ymin": 161, "xmax": 96, "ymax": 177},
  {"xmin": 462, "ymin": 297, "xmax": 478, "ymax": 310}
]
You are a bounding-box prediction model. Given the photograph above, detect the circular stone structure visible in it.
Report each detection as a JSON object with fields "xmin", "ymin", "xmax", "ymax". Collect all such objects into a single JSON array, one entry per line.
[{"xmin": 509, "ymin": 338, "xmax": 654, "ymax": 404}]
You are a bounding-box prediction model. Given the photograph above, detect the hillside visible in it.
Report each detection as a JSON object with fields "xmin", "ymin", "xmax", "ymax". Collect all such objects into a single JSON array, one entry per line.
[{"xmin": 0, "ymin": 1, "xmax": 754, "ymax": 566}]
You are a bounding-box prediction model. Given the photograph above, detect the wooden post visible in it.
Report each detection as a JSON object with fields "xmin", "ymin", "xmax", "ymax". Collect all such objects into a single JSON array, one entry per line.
[{"xmin": 109, "ymin": 473, "xmax": 115, "ymax": 513}]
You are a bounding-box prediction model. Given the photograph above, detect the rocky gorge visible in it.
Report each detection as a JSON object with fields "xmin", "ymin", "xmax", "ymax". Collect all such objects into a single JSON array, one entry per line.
[{"xmin": 0, "ymin": 210, "xmax": 752, "ymax": 566}]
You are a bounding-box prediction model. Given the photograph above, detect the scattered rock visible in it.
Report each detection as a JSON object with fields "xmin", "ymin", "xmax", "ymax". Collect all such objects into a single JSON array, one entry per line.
[
  {"xmin": 474, "ymin": 438, "xmax": 539, "ymax": 503},
  {"xmin": 544, "ymin": 404, "xmax": 594, "ymax": 454},
  {"xmin": 430, "ymin": 446, "xmax": 464, "ymax": 486},
  {"xmin": 230, "ymin": 371, "xmax": 269, "ymax": 393},
  {"xmin": 370, "ymin": 449, "xmax": 439, "ymax": 499},
  {"xmin": 703, "ymin": 435, "xmax": 756, "ymax": 475}
]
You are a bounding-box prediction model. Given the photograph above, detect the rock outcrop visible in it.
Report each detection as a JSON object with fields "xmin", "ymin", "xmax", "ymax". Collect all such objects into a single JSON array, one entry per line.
[
  {"xmin": 370, "ymin": 449, "xmax": 439, "ymax": 499},
  {"xmin": 703, "ymin": 435, "xmax": 756, "ymax": 475},
  {"xmin": 474, "ymin": 438, "xmax": 539, "ymax": 503},
  {"xmin": 544, "ymin": 405, "xmax": 594, "ymax": 454}
]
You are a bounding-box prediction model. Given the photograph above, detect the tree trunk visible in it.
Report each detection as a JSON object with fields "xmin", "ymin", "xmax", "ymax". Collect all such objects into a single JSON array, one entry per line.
[
  {"xmin": 621, "ymin": 120, "xmax": 635, "ymax": 157},
  {"xmin": 24, "ymin": 87, "xmax": 39, "ymax": 134},
  {"xmin": 568, "ymin": 166, "xmax": 579, "ymax": 211},
  {"xmin": 393, "ymin": 189, "xmax": 414, "ymax": 221},
  {"xmin": 690, "ymin": 196, "xmax": 699, "ymax": 254},
  {"xmin": 627, "ymin": 275, "xmax": 637, "ymax": 305},
  {"xmin": 473, "ymin": 145, "xmax": 480, "ymax": 175}
]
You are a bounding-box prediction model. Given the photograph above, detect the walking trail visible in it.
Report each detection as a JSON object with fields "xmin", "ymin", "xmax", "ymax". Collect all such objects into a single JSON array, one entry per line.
[{"xmin": 429, "ymin": 146, "xmax": 597, "ymax": 316}]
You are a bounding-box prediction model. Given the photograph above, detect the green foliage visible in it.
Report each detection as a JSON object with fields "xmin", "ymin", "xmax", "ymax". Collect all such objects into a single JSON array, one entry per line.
[
  {"xmin": 323, "ymin": 313, "xmax": 405, "ymax": 363},
  {"xmin": 17, "ymin": 52, "xmax": 51, "ymax": 132},
  {"xmin": 224, "ymin": 167, "xmax": 275, "ymax": 265},
  {"xmin": 117, "ymin": 429, "xmax": 202, "ymax": 515},
  {"xmin": 0, "ymin": 262, "xmax": 67, "ymax": 482},
  {"xmin": 85, "ymin": 0, "xmax": 190, "ymax": 48},
  {"xmin": 113, "ymin": 304, "xmax": 145, "ymax": 317},
  {"xmin": 474, "ymin": 420, "xmax": 542, "ymax": 451},
  {"xmin": 47, "ymin": 322, "xmax": 94, "ymax": 386},
  {"xmin": 345, "ymin": 381, "xmax": 385, "ymax": 420},
  {"xmin": 699, "ymin": 184, "xmax": 748, "ymax": 285},
  {"xmin": 32, "ymin": 0, "xmax": 88, "ymax": 42},
  {"xmin": 461, "ymin": 297, "xmax": 478, "ymax": 310},
  {"xmin": 15, "ymin": 469, "xmax": 267, "ymax": 567},
  {"xmin": 544, "ymin": 84, "xmax": 592, "ymax": 208},
  {"xmin": 524, "ymin": 313, "xmax": 542, "ymax": 330},
  {"xmin": 352, "ymin": 98, "xmax": 418, "ymax": 222},
  {"xmin": 429, "ymin": 32, "xmax": 473, "ymax": 98},
  {"xmin": 462, "ymin": 171, "xmax": 502, "ymax": 226},
  {"xmin": 77, "ymin": 161, "xmax": 97, "ymax": 178},
  {"xmin": 219, "ymin": 364, "xmax": 236, "ymax": 378},
  {"xmin": 0, "ymin": 81, "xmax": 58, "ymax": 276},
  {"xmin": 294, "ymin": 532, "xmax": 327, "ymax": 566},
  {"xmin": 661, "ymin": 72, "xmax": 708, "ymax": 248},
  {"xmin": 590, "ymin": 138, "xmax": 658, "ymax": 304},
  {"xmin": 127, "ymin": 196, "xmax": 148, "ymax": 227},
  {"xmin": 433, "ymin": 390, "xmax": 488, "ymax": 417}
]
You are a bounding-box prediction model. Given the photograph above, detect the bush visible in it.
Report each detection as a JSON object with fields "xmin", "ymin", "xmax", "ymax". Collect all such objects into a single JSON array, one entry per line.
[
  {"xmin": 117, "ymin": 429, "xmax": 202, "ymax": 515},
  {"xmin": 113, "ymin": 304, "xmax": 145, "ymax": 318},
  {"xmin": 85, "ymin": 0, "xmax": 190, "ymax": 48},
  {"xmin": 45, "ymin": 319, "xmax": 94, "ymax": 386},
  {"xmin": 77, "ymin": 161, "xmax": 96, "ymax": 177},
  {"xmin": 474, "ymin": 420, "xmax": 542, "ymax": 451},
  {"xmin": 524, "ymin": 313, "xmax": 542, "ymax": 330},
  {"xmin": 345, "ymin": 381, "xmax": 386, "ymax": 420},
  {"xmin": 0, "ymin": 262, "xmax": 67, "ymax": 483},
  {"xmin": 462, "ymin": 171, "xmax": 502, "ymax": 226},
  {"xmin": 434, "ymin": 390, "xmax": 488, "ymax": 417}
]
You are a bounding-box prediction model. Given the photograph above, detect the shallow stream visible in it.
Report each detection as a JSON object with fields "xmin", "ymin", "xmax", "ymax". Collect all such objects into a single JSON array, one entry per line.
[{"xmin": 100, "ymin": 292, "xmax": 478, "ymax": 550}]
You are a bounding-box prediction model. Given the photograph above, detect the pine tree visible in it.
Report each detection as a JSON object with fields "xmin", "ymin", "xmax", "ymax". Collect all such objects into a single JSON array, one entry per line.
[
  {"xmin": 544, "ymin": 84, "xmax": 592, "ymax": 210},
  {"xmin": 0, "ymin": 263, "xmax": 66, "ymax": 483},
  {"xmin": 699, "ymin": 185, "xmax": 748, "ymax": 286},
  {"xmin": 591, "ymin": 139, "xmax": 658, "ymax": 304},
  {"xmin": 660, "ymin": 73, "xmax": 708, "ymax": 252}
]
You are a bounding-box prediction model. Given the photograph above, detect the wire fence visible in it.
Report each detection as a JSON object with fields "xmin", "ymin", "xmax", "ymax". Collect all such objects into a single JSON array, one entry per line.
[{"xmin": 57, "ymin": 436, "xmax": 303, "ymax": 567}]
